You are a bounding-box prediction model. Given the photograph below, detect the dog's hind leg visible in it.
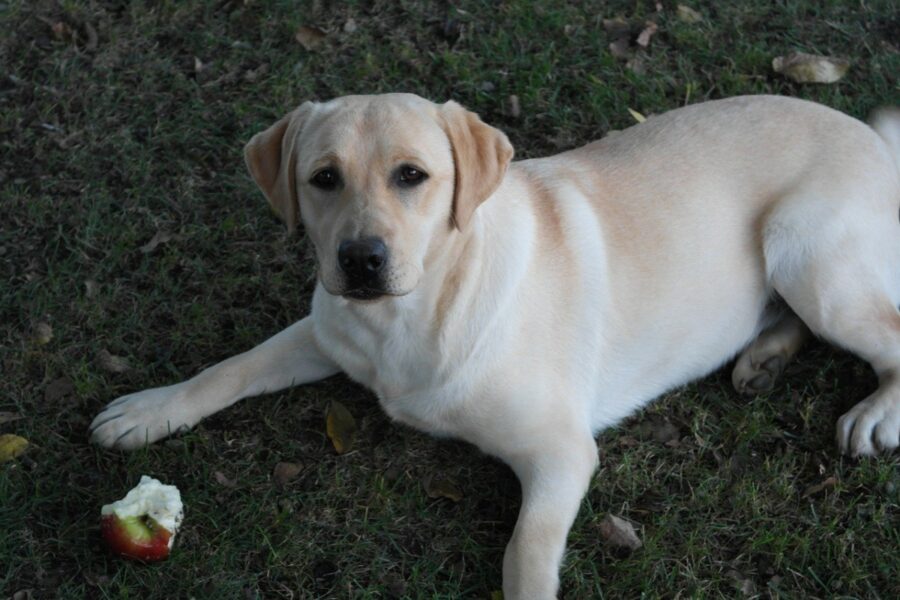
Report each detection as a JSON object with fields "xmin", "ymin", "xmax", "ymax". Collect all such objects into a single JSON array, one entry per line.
[
  {"xmin": 732, "ymin": 308, "xmax": 809, "ymax": 395},
  {"xmin": 764, "ymin": 184, "xmax": 900, "ymax": 456}
]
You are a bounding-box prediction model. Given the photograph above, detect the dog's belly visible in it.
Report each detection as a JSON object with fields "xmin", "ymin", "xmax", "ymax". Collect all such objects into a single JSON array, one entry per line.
[{"xmin": 588, "ymin": 286, "xmax": 768, "ymax": 431}]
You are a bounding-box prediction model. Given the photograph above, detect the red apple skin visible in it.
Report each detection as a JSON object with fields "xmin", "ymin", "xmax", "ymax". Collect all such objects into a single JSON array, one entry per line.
[{"xmin": 101, "ymin": 514, "xmax": 172, "ymax": 562}]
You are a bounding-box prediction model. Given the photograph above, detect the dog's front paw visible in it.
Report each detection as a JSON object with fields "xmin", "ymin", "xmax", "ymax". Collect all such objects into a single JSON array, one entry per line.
[
  {"xmin": 89, "ymin": 385, "xmax": 195, "ymax": 450},
  {"xmin": 836, "ymin": 394, "xmax": 900, "ymax": 457}
]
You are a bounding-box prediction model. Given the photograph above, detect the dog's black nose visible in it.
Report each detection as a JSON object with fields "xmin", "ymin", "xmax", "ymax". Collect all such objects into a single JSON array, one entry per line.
[{"xmin": 338, "ymin": 238, "xmax": 388, "ymax": 282}]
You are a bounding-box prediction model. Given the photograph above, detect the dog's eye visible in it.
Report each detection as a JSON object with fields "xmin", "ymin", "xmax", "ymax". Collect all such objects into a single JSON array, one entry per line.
[
  {"xmin": 397, "ymin": 165, "xmax": 428, "ymax": 187},
  {"xmin": 311, "ymin": 168, "xmax": 339, "ymax": 190}
]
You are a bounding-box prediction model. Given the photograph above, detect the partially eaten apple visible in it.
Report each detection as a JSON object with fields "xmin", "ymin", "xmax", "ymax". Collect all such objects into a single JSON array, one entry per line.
[{"xmin": 100, "ymin": 475, "xmax": 183, "ymax": 562}]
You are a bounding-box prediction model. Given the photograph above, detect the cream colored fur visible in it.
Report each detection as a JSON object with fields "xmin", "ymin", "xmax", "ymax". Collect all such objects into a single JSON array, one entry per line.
[{"xmin": 91, "ymin": 94, "xmax": 900, "ymax": 599}]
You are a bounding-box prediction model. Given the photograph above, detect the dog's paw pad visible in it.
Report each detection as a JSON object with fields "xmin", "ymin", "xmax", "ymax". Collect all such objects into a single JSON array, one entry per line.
[{"xmin": 732, "ymin": 353, "xmax": 786, "ymax": 396}]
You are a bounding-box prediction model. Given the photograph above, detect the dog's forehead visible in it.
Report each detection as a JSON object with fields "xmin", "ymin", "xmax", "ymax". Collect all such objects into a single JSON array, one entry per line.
[{"xmin": 304, "ymin": 95, "xmax": 448, "ymax": 160}]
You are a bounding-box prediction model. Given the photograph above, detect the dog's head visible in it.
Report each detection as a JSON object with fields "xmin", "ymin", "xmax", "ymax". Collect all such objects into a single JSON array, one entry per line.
[{"xmin": 244, "ymin": 94, "xmax": 513, "ymax": 301}]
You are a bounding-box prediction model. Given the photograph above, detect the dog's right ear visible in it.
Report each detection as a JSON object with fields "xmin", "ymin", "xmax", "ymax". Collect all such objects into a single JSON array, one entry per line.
[{"xmin": 244, "ymin": 102, "xmax": 313, "ymax": 233}]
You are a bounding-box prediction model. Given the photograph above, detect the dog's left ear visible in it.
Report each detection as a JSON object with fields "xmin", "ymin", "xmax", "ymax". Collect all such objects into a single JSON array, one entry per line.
[
  {"xmin": 440, "ymin": 101, "xmax": 514, "ymax": 230},
  {"xmin": 244, "ymin": 102, "xmax": 314, "ymax": 233}
]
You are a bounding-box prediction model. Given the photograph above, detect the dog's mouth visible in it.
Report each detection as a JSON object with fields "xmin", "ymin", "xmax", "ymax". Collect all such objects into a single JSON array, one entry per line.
[{"xmin": 341, "ymin": 287, "xmax": 387, "ymax": 302}]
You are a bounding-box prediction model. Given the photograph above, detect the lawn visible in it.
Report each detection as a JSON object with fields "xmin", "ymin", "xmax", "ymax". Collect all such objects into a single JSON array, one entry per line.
[{"xmin": 1, "ymin": 0, "xmax": 899, "ymax": 598}]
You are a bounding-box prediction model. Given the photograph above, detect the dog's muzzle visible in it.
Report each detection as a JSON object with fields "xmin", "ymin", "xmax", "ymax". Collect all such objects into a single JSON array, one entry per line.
[{"xmin": 337, "ymin": 237, "xmax": 389, "ymax": 300}]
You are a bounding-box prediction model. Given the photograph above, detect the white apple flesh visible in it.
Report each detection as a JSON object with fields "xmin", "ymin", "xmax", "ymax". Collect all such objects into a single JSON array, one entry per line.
[{"xmin": 100, "ymin": 475, "xmax": 183, "ymax": 561}]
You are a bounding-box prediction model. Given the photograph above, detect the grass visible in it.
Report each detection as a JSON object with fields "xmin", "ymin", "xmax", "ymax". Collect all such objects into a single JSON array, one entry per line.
[{"xmin": 1, "ymin": 0, "xmax": 899, "ymax": 598}]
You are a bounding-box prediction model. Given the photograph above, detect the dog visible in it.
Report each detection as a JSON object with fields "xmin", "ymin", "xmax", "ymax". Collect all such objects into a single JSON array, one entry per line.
[{"xmin": 90, "ymin": 93, "xmax": 900, "ymax": 598}]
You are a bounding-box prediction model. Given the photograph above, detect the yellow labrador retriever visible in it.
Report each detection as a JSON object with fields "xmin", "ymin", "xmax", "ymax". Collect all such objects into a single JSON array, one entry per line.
[{"xmin": 91, "ymin": 94, "xmax": 900, "ymax": 598}]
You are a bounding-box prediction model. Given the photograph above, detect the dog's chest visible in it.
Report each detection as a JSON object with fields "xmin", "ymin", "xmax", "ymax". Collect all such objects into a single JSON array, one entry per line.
[{"xmin": 313, "ymin": 294, "xmax": 441, "ymax": 398}]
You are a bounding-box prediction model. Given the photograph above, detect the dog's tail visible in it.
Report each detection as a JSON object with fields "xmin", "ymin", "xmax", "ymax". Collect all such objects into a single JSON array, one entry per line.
[{"xmin": 870, "ymin": 107, "xmax": 900, "ymax": 175}]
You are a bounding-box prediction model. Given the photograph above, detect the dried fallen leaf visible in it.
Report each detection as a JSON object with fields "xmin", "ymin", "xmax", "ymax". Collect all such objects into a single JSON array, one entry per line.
[
  {"xmin": 273, "ymin": 461, "xmax": 303, "ymax": 486},
  {"xmin": 214, "ymin": 470, "xmax": 237, "ymax": 488},
  {"xmin": 598, "ymin": 514, "xmax": 642, "ymax": 551},
  {"xmin": 0, "ymin": 412, "xmax": 23, "ymax": 425},
  {"xmin": 326, "ymin": 401, "xmax": 356, "ymax": 454},
  {"xmin": 295, "ymin": 25, "xmax": 327, "ymax": 50},
  {"xmin": 802, "ymin": 475, "xmax": 838, "ymax": 498},
  {"xmin": 84, "ymin": 279, "xmax": 99, "ymax": 299},
  {"xmin": 626, "ymin": 56, "xmax": 646, "ymax": 75},
  {"xmin": 51, "ymin": 22, "xmax": 74, "ymax": 42},
  {"xmin": 602, "ymin": 17, "xmax": 631, "ymax": 39},
  {"xmin": 677, "ymin": 5, "xmax": 703, "ymax": 24},
  {"xmin": 424, "ymin": 474, "xmax": 463, "ymax": 502},
  {"xmin": 139, "ymin": 230, "xmax": 175, "ymax": 254},
  {"xmin": 636, "ymin": 21, "xmax": 658, "ymax": 48},
  {"xmin": 627, "ymin": 108, "xmax": 647, "ymax": 123},
  {"xmin": 343, "ymin": 18, "xmax": 358, "ymax": 34},
  {"xmin": 617, "ymin": 434, "xmax": 640, "ymax": 448},
  {"xmin": 0, "ymin": 434, "xmax": 28, "ymax": 463},
  {"xmin": 609, "ymin": 38, "xmax": 632, "ymax": 60},
  {"xmin": 44, "ymin": 376, "xmax": 75, "ymax": 402},
  {"xmin": 83, "ymin": 22, "xmax": 98, "ymax": 51},
  {"xmin": 507, "ymin": 94, "xmax": 521, "ymax": 119},
  {"xmin": 97, "ymin": 349, "xmax": 131, "ymax": 373},
  {"xmin": 651, "ymin": 421, "xmax": 679, "ymax": 444},
  {"xmin": 772, "ymin": 52, "xmax": 849, "ymax": 84},
  {"xmin": 33, "ymin": 322, "xmax": 53, "ymax": 345},
  {"xmin": 193, "ymin": 56, "xmax": 205, "ymax": 74}
]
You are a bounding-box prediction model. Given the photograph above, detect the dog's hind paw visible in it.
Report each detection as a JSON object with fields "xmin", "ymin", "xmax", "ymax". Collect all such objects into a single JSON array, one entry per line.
[{"xmin": 732, "ymin": 352, "xmax": 786, "ymax": 395}]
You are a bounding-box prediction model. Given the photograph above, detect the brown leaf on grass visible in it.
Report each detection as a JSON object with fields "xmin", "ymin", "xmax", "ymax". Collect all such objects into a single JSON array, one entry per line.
[
  {"xmin": 424, "ymin": 474, "xmax": 463, "ymax": 502},
  {"xmin": 343, "ymin": 18, "xmax": 358, "ymax": 34},
  {"xmin": 636, "ymin": 21, "xmax": 658, "ymax": 48},
  {"xmin": 97, "ymin": 349, "xmax": 131, "ymax": 373},
  {"xmin": 326, "ymin": 401, "xmax": 356, "ymax": 454},
  {"xmin": 599, "ymin": 514, "xmax": 642, "ymax": 551},
  {"xmin": 772, "ymin": 52, "xmax": 849, "ymax": 84},
  {"xmin": 609, "ymin": 38, "xmax": 632, "ymax": 59},
  {"xmin": 44, "ymin": 377, "xmax": 75, "ymax": 402},
  {"xmin": 626, "ymin": 56, "xmax": 646, "ymax": 75},
  {"xmin": 677, "ymin": 5, "xmax": 703, "ymax": 24},
  {"xmin": 83, "ymin": 22, "xmax": 99, "ymax": 51},
  {"xmin": 0, "ymin": 412, "xmax": 24, "ymax": 425},
  {"xmin": 214, "ymin": 470, "xmax": 237, "ymax": 488},
  {"xmin": 651, "ymin": 421, "xmax": 679, "ymax": 445},
  {"xmin": 602, "ymin": 17, "xmax": 631, "ymax": 39},
  {"xmin": 634, "ymin": 417, "xmax": 679, "ymax": 445},
  {"xmin": 51, "ymin": 22, "xmax": 74, "ymax": 42},
  {"xmin": 0, "ymin": 434, "xmax": 28, "ymax": 463},
  {"xmin": 84, "ymin": 279, "xmax": 99, "ymax": 299},
  {"xmin": 139, "ymin": 230, "xmax": 176, "ymax": 254},
  {"xmin": 295, "ymin": 25, "xmax": 327, "ymax": 50},
  {"xmin": 273, "ymin": 461, "xmax": 303, "ymax": 486},
  {"xmin": 33, "ymin": 322, "xmax": 53, "ymax": 345},
  {"xmin": 506, "ymin": 94, "xmax": 521, "ymax": 119},
  {"xmin": 802, "ymin": 475, "xmax": 838, "ymax": 498},
  {"xmin": 617, "ymin": 434, "xmax": 640, "ymax": 448}
]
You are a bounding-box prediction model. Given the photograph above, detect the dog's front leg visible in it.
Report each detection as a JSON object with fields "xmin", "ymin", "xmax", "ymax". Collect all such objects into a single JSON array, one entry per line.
[
  {"xmin": 501, "ymin": 429, "xmax": 599, "ymax": 600},
  {"xmin": 90, "ymin": 316, "xmax": 339, "ymax": 450}
]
